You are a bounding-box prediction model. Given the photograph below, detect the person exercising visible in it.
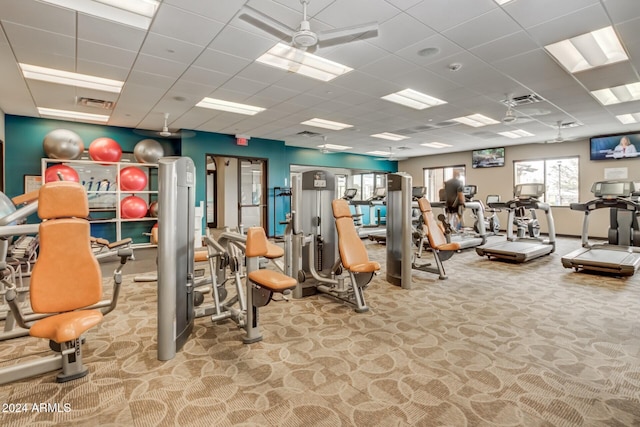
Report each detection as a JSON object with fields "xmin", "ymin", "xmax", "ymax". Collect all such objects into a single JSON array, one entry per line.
[{"xmin": 444, "ymin": 171, "xmax": 465, "ymax": 230}]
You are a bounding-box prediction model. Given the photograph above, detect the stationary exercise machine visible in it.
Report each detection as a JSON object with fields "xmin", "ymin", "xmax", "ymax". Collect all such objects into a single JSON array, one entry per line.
[
  {"xmin": 561, "ymin": 180, "xmax": 640, "ymax": 276},
  {"xmin": 291, "ymin": 170, "xmax": 373, "ymax": 312},
  {"xmin": 476, "ymin": 183, "xmax": 556, "ymax": 262},
  {"xmin": 432, "ymin": 185, "xmax": 487, "ymax": 249},
  {"xmin": 157, "ymin": 157, "xmax": 296, "ymax": 361},
  {"xmin": 0, "ymin": 181, "xmax": 130, "ymax": 384}
]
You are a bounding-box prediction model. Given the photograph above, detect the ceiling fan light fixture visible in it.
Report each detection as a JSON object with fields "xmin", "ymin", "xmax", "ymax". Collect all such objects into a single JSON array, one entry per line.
[
  {"xmin": 256, "ymin": 43, "xmax": 353, "ymax": 82},
  {"xmin": 545, "ymin": 26, "xmax": 628, "ymax": 73}
]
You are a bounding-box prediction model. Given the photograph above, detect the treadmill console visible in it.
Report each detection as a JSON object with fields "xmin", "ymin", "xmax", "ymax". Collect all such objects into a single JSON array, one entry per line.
[
  {"xmin": 591, "ymin": 180, "xmax": 634, "ymax": 198},
  {"xmin": 343, "ymin": 188, "xmax": 358, "ymax": 200},
  {"xmin": 463, "ymin": 185, "xmax": 477, "ymax": 200},
  {"xmin": 412, "ymin": 186, "xmax": 426, "ymax": 200},
  {"xmin": 514, "ymin": 183, "xmax": 544, "ymax": 199},
  {"xmin": 371, "ymin": 187, "xmax": 387, "ymax": 200}
]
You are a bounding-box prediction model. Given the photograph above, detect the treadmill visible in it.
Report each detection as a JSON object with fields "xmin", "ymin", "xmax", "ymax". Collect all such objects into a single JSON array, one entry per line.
[
  {"xmin": 561, "ymin": 180, "xmax": 640, "ymax": 276},
  {"xmin": 431, "ymin": 185, "xmax": 487, "ymax": 250},
  {"xmin": 476, "ymin": 183, "xmax": 555, "ymax": 262}
]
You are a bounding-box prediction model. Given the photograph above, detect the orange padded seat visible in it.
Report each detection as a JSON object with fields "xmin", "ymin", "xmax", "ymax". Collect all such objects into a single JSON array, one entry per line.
[
  {"xmin": 195, "ymin": 250, "xmax": 208, "ymax": 262},
  {"xmin": 418, "ymin": 198, "xmax": 460, "ymax": 252},
  {"xmin": 245, "ymin": 227, "xmax": 296, "ymax": 293},
  {"xmin": 29, "ymin": 181, "xmax": 104, "ymax": 343},
  {"xmin": 332, "ymin": 199, "xmax": 380, "ymax": 273}
]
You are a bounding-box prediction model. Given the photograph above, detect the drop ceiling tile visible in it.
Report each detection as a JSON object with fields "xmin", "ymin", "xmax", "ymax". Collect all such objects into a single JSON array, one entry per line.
[
  {"xmin": 77, "ymin": 40, "xmax": 138, "ymax": 71},
  {"xmin": 140, "ymin": 33, "xmax": 204, "ymax": 64},
  {"xmin": 407, "ymin": 0, "xmax": 497, "ymax": 32},
  {"xmin": 149, "ymin": 3, "xmax": 224, "ymax": 47},
  {"xmin": 207, "ymin": 25, "xmax": 279, "ymax": 61},
  {"xmin": 76, "ymin": 60, "xmax": 130, "ymax": 82},
  {"xmin": 395, "ymin": 33, "xmax": 465, "ymax": 67},
  {"xmin": 384, "ymin": 0, "xmax": 425, "ymax": 11},
  {"xmin": 470, "ymin": 31, "xmax": 540, "ymax": 63},
  {"xmin": 193, "ymin": 48, "xmax": 251, "ymax": 75},
  {"xmin": 359, "ymin": 54, "xmax": 421, "ymax": 81},
  {"xmin": 315, "ymin": 0, "xmax": 400, "ymax": 28},
  {"xmin": 133, "ymin": 54, "xmax": 188, "ymax": 79},
  {"xmin": 248, "ymin": 85, "xmax": 299, "ymax": 107},
  {"xmin": 443, "ymin": 8, "xmax": 521, "ymax": 50},
  {"xmin": 330, "ymin": 71, "xmax": 396, "ymax": 97},
  {"xmin": 77, "ymin": 14, "xmax": 146, "ymax": 52},
  {"xmin": 368, "ymin": 11, "xmax": 435, "ymax": 52},
  {"xmin": 322, "ymin": 41, "xmax": 389, "ymax": 69},
  {"xmin": 525, "ymin": 4, "xmax": 611, "ymax": 46},
  {"xmin": 603, "ymin": 0, "xmax": 640, "ymax": 24},
  {"xmin": 164, "ymin": 0, "xmax": 247, "ymax": 22},
  {"xmin": 217, "ymin": 76, "xmax": 271, "ymax": 99},
  {"xmin": 0, "ymin": 0, "xmax": 76, "ymax": 36},
  {"xmin": 180, "ymin": 66, "xmax": 229, "ymax": 88},
  {"xmin": 126, "ymin": 70, "xmax": 175, "ymax": 91},
  {"xmin": 572, "ymin": 61, "xmax": 639, "ymax": 91},
  {"xmin": 3, "ymin": 21, "xmax": 75, "ymax": 67}
]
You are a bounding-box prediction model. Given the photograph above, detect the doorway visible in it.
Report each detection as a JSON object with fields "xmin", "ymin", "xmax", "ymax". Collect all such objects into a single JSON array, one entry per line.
[{"xmin": 205, "ymin": 155, "xmax": 267, "ymax": 231}]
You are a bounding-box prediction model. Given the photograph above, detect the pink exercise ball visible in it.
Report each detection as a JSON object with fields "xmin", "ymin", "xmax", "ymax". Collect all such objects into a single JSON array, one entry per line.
[
  {"xmin": 119, "ymin": 166, "xmax": 148, "ymax": 191},
  {"xmin": 89, "ymin": 137, "xmax": 122, "ymax": 163},
  {"xmin": 148, "ymin": 201, "xmax": 159, "ymax": 217},
  {"xmin": 44, "ymin": 164, "xmax": 80, "ymax": 183},
  {"xmin": 121, "ymin": 195, "xmax": 148, "ymax": 219}
]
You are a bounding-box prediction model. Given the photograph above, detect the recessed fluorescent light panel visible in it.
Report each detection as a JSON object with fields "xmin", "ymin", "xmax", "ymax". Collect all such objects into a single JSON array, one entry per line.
[
  {"xmin": 452, "ymin": 114, "xmax": 500, "ymax": 127},
  {"xmin": 39, "ymin": 0, "xmax": 159, "ymax": 29},
  {"xmin": 616, "ymin": 112, "xmax": 640, "ymax": 124},
  {"xmin": 591, "ymin": 82, "xmax": 640, "ymax": 105},
  {"xmin": 545, "ymin": 26, "xmax": 628, "ymax": 73},
  {"xmin": 381, "ymin": 89, "xmax": 447, "ymax": 110},
  {"xmin": 367, "ymin": 150, "xmax": 391, "ymax": 156},
  {"xmin": 420, "ymin": 142, "xmax": 452, "ymax": 148},
  {"xmin": 300, "ymin": 118, "xmax": 353, "ymax": 130},
  {"xmin": 38, "ymin": 107, "xmax": 110, "ymax": 123},
  {"xmin": 318, "ymin": 143, "xmax": 351, "ymax": 151},
  {"xmin": 20, "ymin": 63, "xmax": 124, "ymax": 93},
  {"xmin": 498, "ymin": 129, "xmax": 534, "ymax": 138},
  {"xmin": 371, "ymin": 132, "xmax": 409, "ymax": 141},
  {"xmin": 494, "ymin": 0, "xmax": 514, "ymax": 4},
  {"xmin": 256, "ymin": 43, "xmax": 353, "ymax": 82},
  {"xmin": 196, "ymin": 97, "xmax": 265, "ymax": 115}
]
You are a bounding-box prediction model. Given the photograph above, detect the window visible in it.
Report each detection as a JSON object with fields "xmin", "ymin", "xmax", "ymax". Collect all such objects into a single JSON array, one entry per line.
[
  {"xmin": 349, "ymin": 172, "xmax": 387, "ymax": 200},
  {"xmin": 423, "ymin": 165, "xmax": 466, "ymax": 202},
  {"xmin": 513, "ymin": 157, "xmax": 579, "ymax": 206}
]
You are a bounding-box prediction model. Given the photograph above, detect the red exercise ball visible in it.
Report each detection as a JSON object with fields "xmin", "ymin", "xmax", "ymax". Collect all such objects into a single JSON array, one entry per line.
[
  {"xmin": 120, "ymin": 166, "xmax": 148, "ymax": 191},
  {"xmin": 148, "ymin": 201, "xmax": 158, "ymax": 217},
  {"xmin": 89, "ymin": 137, "xmax": 122, "ymax": 163},
  {"xmin": 44, "ymin": 164, "xmax": 80, "ymax": 183},
  {"xmin": 121, "ymin": 195, "xmax": 148, "ymax": 219}
]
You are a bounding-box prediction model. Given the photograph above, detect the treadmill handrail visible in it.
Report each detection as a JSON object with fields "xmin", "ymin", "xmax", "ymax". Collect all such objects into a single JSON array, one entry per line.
[{"xmin": 570, "ymin": 197, "xmax": 640, "ymax": 213}]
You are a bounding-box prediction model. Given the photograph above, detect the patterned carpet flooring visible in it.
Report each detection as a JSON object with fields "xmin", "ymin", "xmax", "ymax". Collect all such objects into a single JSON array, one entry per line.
[{"xmin": 1, "ymin": 235, "xmax": 640, "ymax": 426}]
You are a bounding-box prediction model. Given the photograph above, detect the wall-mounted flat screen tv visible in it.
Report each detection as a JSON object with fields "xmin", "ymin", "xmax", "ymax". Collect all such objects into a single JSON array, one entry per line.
[
  {"xmin": 590, "ymin": 132, "xmax": 640, "ymax": 160},
  {"xmin": 472, "ymin": 147, "xmax": 505, "ymax": 168}
]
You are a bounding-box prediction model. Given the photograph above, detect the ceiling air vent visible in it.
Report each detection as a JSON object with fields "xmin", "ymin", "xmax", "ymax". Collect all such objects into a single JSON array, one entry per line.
[
  {"xmin": 77, "ymin": 97, "xmax": 114, "ymax": 109},
  {"xmin": 560, "ymin": 121, "xmax": 582, "ymax": 129},
  {"xmin": 501, "ymin": 93, "xmax": 545, "ymax": 107}
]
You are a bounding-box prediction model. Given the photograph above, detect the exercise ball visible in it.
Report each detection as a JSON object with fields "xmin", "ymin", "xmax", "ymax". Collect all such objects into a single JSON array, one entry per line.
[
  {"xmin": 134, "ymin": 139, "xmax": 164, "ymax": 164},
  {"xmin": 119, "ymin": 166, "xmax": 148, "ymax": 191},
  {"xmin": 43, "ymin": 129, "xmax": 85, "ymax": 160},
  {"xmin": 148, "ymin": 201, "xmax": 159, "ymax": 217},
  {"xmin": 44, "ymin": 164, "xmax": 80, "ymax": 183},
  {"xmin": 89, "ymin": 137, "xmax": 122, "ymax": 163},
  {"xmin": 120, "ymin": 195, "xmax": 148, "ymax": 219}
]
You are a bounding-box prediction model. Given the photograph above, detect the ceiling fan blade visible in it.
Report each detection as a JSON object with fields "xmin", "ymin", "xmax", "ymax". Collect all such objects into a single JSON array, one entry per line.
[
  {"xmin": 239, "ymin": 4, "xmax": 295, "ymax": 40},
  {"xmin": 317, "ymin": 22, "xmax": 379, "ymax": 48}
]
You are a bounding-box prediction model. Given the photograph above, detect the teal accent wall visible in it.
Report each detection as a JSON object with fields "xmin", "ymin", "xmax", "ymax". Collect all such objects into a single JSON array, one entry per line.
[{"xmin": 5, "ymin": 114, "xmax": 397, "ymax": 237}]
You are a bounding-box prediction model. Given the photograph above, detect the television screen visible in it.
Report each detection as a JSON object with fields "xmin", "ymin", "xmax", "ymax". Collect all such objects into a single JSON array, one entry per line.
[
  {"xmin": 472, "ymin": 147, "xmax": 505, "ymax": 168},
  {"xmin": 590, "ymin": 132, "xmax": 640, "ymax": 160}
]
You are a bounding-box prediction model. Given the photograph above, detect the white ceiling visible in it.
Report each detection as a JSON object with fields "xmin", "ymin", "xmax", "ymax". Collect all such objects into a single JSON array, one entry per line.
[{"xmin": 1, "ymin": 0, "xmax": 640, "ymax": 158}]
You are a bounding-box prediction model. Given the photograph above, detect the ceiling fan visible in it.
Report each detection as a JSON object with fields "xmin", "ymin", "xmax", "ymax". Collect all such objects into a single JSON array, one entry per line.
[
  {"xmin": 318, "ymin": 136, "xmax": 337, "ymax": 154},
  {"xmin": 239, "ymin": 0, "xmax": 379, "ymax": 51},
  {"xmin": 545, "ymin": 121, "xmax": 571, "ymax": 144},
  {"xmin": 135, "ymin": 113, "xmax": 195, "ymax": 140},
  {"xmin": 376, "ymin": 146, "xmax": 408, "ymax": 161},
  {"xmin": 502, "ymin": 93, "xmax": 518, "ymax": 124}
]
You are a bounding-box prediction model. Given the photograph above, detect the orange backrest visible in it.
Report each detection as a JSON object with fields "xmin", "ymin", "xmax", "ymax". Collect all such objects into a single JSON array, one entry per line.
[
  {"xmin": 332, "ymin": 199, "xmax": 370, "ymax": 269},
  {"xmin": 418, "ymin": 198, "xmax": 448, "ymax": 248},
  {"xmin": 245, "ymin": 227, "xmax": 268, "ymax": 258},
  {"xmin": 30, "ymin": 181, "xmax": 102, "ymax": 313}
]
